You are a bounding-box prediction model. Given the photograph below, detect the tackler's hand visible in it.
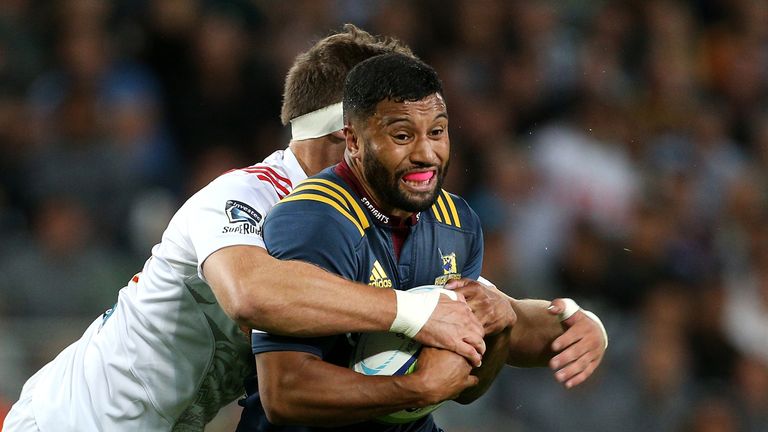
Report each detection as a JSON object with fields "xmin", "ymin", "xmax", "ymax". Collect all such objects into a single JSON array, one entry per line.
[
  {"xmin": 412, "ymin": 291, "xmax": 486, "ymax": 368},
  {"xmin": 446, "ymin": 278, "xmax": 517, "ymax": 336},
  {"xmin": 547, "ymin": 299, "xmax": 608, "ymax": 389}
]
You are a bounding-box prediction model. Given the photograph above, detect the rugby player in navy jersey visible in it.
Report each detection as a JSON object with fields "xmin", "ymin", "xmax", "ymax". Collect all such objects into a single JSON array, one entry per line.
[
  {"xmin": 237, "ymin": 53, "xmax": 605, "ymax": 432},
  {"xmin": 2, "ymin": 27, "xmax": 488, "ymax": 432},
  {"xmin": 4, "ymin": 25, "xmax": 605, "ymax": 432}
]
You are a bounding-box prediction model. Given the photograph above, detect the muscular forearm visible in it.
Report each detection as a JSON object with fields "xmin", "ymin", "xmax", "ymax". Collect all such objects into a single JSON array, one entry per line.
[
  {"xmin": 506, "ymin": 298, "xmax": 563, "ymax": 367},
  {"xmin": 455, "ymin": 327, "xmax": 512, "ymax": 404},
  {"xmin": 205, "ymin": 246, "xmax": 486, "ymax": 366},
  {"xmin": 205, "ymin": 245, "xmax": 395, "ymax": 336},
  {"xmin": 257, "ymin": 353, "xmax": 434, "ymax": 426}
]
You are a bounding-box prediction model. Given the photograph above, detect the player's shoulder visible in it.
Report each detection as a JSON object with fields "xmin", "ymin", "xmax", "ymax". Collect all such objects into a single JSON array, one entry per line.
[
  {"xmin": 270, "ymin": 168, "xmax": 371, "ymax": 238},
  {"xmin": 178, "ymin": 149, "xmax": 303, "ymax": 223},
  {"xmin": 423, "ymin": 189, "xmax": 480, "ymax": 230},
  {"xmin": 214, "ymin": 154, "xmax": 296, "ymax": 200}
]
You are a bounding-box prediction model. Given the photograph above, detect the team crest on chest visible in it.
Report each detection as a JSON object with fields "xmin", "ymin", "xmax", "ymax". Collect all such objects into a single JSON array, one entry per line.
[{"xmin": 434, "ymin": 249, "xmax": 461, "ymax": 285}]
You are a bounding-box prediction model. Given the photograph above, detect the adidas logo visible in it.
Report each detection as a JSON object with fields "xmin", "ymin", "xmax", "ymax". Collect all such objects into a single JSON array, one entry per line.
[{"xmin": 368, "ymin": 260, "xmax": 393, "ymax": 288}]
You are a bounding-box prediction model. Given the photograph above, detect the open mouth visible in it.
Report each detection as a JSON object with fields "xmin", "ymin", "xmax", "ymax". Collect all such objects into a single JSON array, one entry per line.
[{"xmin": 400, "ymin": 170, "xmax": 436, "ymax": 192}]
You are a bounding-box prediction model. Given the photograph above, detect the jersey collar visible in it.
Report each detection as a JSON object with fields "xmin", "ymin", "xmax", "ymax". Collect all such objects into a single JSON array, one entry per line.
[
  {"xmin": 334, "ymin": 160, "xmax": 419, "ymax": 228},
  {"xmin": 283, "ymin": 146, "xmax": 309, "ymax": 186}
]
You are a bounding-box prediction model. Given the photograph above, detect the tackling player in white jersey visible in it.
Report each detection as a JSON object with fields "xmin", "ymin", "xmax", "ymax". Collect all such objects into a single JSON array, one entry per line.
[
  {"xmin": 3, "ymin": 25, "xmax": 606, "ymax": 432},
  {"xmin": 3, "ymin": 25, "xmax": 485, "ymax": 432}
]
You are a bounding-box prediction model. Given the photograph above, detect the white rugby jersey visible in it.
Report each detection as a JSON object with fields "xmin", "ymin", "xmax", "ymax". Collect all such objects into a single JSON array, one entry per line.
[{"xmin": 27, "ymin": 148, "xmax": 306, "ymax": 431}]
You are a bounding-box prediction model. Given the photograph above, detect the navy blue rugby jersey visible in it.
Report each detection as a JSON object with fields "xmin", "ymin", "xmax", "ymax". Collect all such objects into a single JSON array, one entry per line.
[{"xmin": 236, "ymin": 160, "xmax": 483, "ymax": 432}]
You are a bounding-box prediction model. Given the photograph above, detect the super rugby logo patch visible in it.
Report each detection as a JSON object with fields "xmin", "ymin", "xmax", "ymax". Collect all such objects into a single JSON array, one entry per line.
[
  {"xmin": 225, "ymin": 200, "xmax": 262, "ymax": 225},
  {"xmin": 223, "ymin": 200, "xmax": 263, "ymax": 235}
]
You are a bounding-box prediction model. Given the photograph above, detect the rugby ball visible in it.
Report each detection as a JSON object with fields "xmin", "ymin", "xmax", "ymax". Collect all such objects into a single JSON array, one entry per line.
[{"xmin": 351, "ymin": 285, "xmax": 455, "ymax": 424}]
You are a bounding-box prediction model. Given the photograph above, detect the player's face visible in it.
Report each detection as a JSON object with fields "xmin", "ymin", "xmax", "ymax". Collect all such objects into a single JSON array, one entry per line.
[{"xmin": 358, "ymin": 93, "xmax": 450, "ymax": 217}]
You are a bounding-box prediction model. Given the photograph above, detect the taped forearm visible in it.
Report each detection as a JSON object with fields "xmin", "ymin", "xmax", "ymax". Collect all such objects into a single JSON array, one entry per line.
[{"xmin": 390, "ymin": 288, "xmax": 456, "ymax": 338}]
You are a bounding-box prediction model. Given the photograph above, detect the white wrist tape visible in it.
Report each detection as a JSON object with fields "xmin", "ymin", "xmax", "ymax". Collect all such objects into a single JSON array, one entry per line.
[
  {"xmin": 557, "ymin": 298, "xmax": 581, "ymax": 321},
  {"xmin": 557, "ymin": 298, "xmax": 608, "ymax": 349},
  {"xmin": 390, "ymin": 288, "xmax": 457, "ymax": 338},
  {"xmin": 476, "ymin": 275, "xmax": 495, "ymax": 287},
  {"xmin": 290, "ymin": 102, "xmax": 344, "ymax": 140}
]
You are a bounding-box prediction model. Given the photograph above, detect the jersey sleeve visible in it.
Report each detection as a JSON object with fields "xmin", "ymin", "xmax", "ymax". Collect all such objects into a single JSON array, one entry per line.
[
  {"xmin": 250, "ymin": 187, "xmax": 365, "ymax": 356},
  {"xmin": 184, "ymin": 171, "xmax": 279, "ymax": 281},
  {"xmin": 262, "ymin": 192, "xmax": 363, "ymax": 279},
  {"xmin": 250, "ymin": 330, "xmax": 339, "ymax": 358}
]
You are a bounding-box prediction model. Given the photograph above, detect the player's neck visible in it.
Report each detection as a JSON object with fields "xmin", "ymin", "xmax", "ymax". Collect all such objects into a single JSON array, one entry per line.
[{"xmin": 289, "ymin": 138, "xmax": 345, "ymax": 176}]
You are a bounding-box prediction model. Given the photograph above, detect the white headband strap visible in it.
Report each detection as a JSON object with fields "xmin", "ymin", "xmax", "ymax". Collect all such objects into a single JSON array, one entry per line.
[{"xmin": 290, "ymin": 102, "xmax": 344, "ymax": 141}]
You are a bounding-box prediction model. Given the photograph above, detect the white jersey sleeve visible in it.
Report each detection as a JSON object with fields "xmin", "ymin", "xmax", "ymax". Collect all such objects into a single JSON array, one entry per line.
[
  {"xmin": 184, "ymin": 151, "xmax": 302, "ymax": 281},
  {"xmin": 22, "ymin": 148, "xmax": 308, "ymax": 432}
]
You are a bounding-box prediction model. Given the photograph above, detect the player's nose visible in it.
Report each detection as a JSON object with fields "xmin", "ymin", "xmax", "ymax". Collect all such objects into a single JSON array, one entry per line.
[{"xmin": 409, "ymin": 135, "xmax": 441, "ymax": 165}]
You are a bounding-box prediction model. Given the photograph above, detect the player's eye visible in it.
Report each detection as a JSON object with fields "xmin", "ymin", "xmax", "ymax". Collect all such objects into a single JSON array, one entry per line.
[
  {"xmin": 392, "ymin": 132, "xmax": 411, "ymax": 142},
  {"xmin": 429, "ymin": 127, "xmax": 445, "ymax": 137}
]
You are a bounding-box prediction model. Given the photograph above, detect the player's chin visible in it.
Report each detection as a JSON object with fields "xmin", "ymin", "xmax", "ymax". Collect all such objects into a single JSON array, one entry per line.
[{"xmin": 399, "ymin": 190, "xmax": 439, "ymax": 212}]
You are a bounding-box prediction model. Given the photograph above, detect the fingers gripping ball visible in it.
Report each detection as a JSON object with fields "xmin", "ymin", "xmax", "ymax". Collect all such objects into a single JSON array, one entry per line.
[{"xmin": 351, "ymin": 285, "xmax": 457, "ymax": 424}]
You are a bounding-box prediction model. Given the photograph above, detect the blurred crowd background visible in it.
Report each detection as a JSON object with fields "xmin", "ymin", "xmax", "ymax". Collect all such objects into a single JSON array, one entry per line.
[{"xmin": 1, "ymin": 0, "xmax": 767, "ymax": 431}]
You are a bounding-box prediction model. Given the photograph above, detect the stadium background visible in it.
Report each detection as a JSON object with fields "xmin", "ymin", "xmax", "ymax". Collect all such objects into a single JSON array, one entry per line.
[{"xmin": 1, "ymin": 0, "xmax": 767, "ymax": 430}]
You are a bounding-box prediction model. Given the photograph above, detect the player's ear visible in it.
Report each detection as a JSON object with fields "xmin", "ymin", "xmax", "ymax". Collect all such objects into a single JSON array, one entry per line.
[{"xmin": 345, "ymin": 124, "xmax": 361, "ymax": 159}]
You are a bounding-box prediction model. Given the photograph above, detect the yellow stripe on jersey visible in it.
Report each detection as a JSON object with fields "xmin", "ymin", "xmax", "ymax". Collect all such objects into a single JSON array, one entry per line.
[
  {"xmin": 292, "ymin": 184, "xmax": 351, "ymax": 211},
  {"xmin": 431, "ymin": 190, "xmax": 462, "ymax": 227},
  {"xmin": 442, "ymin": 191, "xmax": 462, "ymax": 228},
  {"xmin": 436, "ymin": 195, "xmax": 452, "ymax": 225},
  {"xmin": 431, "ymin": 203, "xmax": 443, "ymax": 222},
  {"xmin": 298, "ymin": 178, "xmax": 370, "ymax": 230},
  {"xmin": 279, "ymin": 194, "xmax": 365, "ymax": 236}
]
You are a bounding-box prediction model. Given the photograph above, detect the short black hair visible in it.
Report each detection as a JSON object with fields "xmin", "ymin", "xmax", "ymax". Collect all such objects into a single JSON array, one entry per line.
[{"xmin": 343, "ymin": 52, "xmax": 443, "ymax": 123}]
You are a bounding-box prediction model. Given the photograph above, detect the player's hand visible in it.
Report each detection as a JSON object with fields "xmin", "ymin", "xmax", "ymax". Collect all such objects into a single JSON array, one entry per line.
[
  {"xmin": 411, "ymin": 347, "xmax": 478, "ymax": 406},
  {"xmin": 547, "ymin": 299, "xmax": 606, "ymax": 388},
  {"xmin": 446, "ymin": 278, "xmax": 517, "ymax": 336},
  {"xmin": 413, "ymin": 293, "xmax": 486, "ymax": 368}
]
